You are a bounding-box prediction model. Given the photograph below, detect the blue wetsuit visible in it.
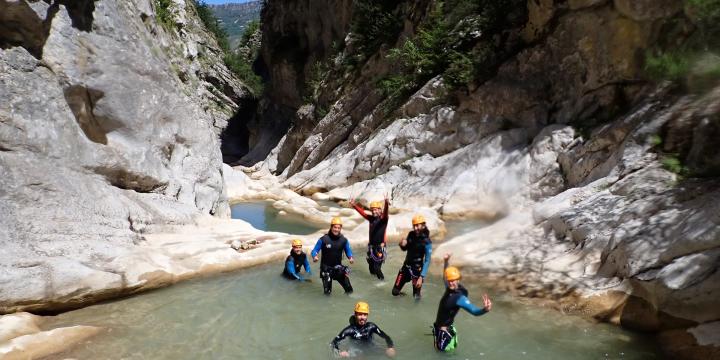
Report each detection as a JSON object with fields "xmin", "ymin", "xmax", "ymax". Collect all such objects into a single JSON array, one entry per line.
[
  {"xmin": 283, "ymin": 250, "xmax": 312, "ymax": 280},
  {"xmin": 433, "ymin": 284, "xmax": 488, "ymax": 351},
  {"xmin": 311, "ymin": 232, "xmax": 354, "ymax": 294}
]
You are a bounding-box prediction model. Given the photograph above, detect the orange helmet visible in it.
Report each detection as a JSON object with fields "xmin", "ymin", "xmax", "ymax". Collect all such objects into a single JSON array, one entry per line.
[
  {"xmin": 330, "ymin": 217, "xmax": 343, "ymax": 226},
  {"xmin": 369, "ymin": 201, "xmax": 383, "ymax": 209},
  {"xmin": 291, "ymin": 239, "xmax": 303, "ymax": 247},
  {"xmin": 354, "ymin": 301, "xmax": 370, "ymax": 314},
  {"xmin": 445, "ymin": 266, "xmax": 461, "ymax": 281},
  {"xmin": 412, "ymin": 214, "xmax": 426, "ymax": 225}
]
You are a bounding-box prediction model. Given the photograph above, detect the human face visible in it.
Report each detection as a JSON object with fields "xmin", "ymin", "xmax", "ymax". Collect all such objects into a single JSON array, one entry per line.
[
  {"xmin": 448, "ymin": 279, "xmax": 459, "ymax": 290},
  {"xmin": 413, "ymin": 222, "xmax": 425, "ymax": 234},
  {"xmin": 371, "ymin": 207, "xmax": 381, "ymax": 217},
  {"xmin": 292, "ymin": 245, "xmax": 302, "ymax": 255},
  {"xmin": 355, "ymin": 312, "xmax": 368, "ymax": 326},
  {"xmin": 330, "ymin": 224, "xmax": 342, "ymax": 236}
]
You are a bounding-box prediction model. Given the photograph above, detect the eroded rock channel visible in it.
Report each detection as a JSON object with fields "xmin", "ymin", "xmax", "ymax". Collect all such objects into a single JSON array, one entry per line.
[{"xmin": 1, "ymin": 0, "xmax": 719, "ymax": 359}]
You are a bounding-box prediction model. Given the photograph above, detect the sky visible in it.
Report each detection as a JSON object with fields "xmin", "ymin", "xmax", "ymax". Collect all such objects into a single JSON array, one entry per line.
[{"xmin": 202, "ymin": 0, "xmax": 255, "ymax": 4}]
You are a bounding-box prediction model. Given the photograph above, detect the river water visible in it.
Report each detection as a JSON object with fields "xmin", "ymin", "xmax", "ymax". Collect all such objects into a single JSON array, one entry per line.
[
  {"xmin": 230, "ymin": 201, "xmax": 321, "ymax": 235},
  {"xmin": 45, "ymin": 202, "xmax": 661, "ymax": 359}
]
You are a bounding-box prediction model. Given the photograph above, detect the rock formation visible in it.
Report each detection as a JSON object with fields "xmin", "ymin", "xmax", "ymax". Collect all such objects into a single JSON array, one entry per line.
[
  {"xmin": 0, "ymin": 0, "xmax": 250, "ymax": 312},
  {"xmin": 243, "ymin": 0, "xmax": 720, "ymax": 358}
]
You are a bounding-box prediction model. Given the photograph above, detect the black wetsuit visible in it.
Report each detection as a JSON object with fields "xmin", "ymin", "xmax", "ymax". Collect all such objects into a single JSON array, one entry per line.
[
  {"xmin": 311, "ymin": 232, "xmax": 354, "ymax": 294},
  {"xmin": 433, "ymin": 284, "xmax": 487, "ymax": 351},
  {"xmin": 331, "ymin": 316, "xmax": 394, "ymax": 352},
  {"xmin": 282, "ymin": 250, "xmax": 311, "ymax": 280},
  {"xmin": 352, "ymin": 200, "xmax": 389, "ymax": 280},
  {"xmin": 392, "ymin": 229, "xmax": 432, "ymax": 298}
]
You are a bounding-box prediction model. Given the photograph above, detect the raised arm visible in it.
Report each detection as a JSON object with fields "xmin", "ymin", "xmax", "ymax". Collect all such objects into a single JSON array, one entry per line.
[
  {"xmin": 350, "ymin": 199, "xmax": 371, "ymax": 220},
  {"xmin": 382, "ymin": 197, "xmax": 390, "ymax": 220},
  {"xmin": 455, "ymin": 295, "xmax": 489, "ymax": 316},
  {"xmin": 443, "ymin": 253, "xmax": 451, "ymax": 287}
]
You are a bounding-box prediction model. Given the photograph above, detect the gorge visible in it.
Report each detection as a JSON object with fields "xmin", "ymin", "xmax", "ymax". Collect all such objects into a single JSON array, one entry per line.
[{"xmin": 1, "ymin": 0, "xmax": 719, "ymax": 359}]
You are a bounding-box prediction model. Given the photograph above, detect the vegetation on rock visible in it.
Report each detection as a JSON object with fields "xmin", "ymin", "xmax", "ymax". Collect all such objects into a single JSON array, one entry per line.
[
  {"xmin": 644, "ymin": 0, "xmax": 720, "ymax": 91},
  {"xmin": 193, "ymin": 0, "xmax": 264, "ymax": 95},
  {"xmin": 210, "ymin": 1, "xmax": 262, "ymax": 48},
  {"xmin": 378, "ymin": 0, "xmax": 526, "ymax": 110},
  {"xmin": 154, "ymin": 0, "xmax": 175, "ymax": 31},
  {"xmin": 347, "ymin": 0, "xmax": 405, "ymax": 68}
]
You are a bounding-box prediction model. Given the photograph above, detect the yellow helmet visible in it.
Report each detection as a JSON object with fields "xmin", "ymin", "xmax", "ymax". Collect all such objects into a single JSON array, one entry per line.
[
  {"xmin": 369, "ymin": 201, "xmax": 383, "ymax": 209},
  {"xmin": 291, "ymin": 239, "xmax": 303, "ymax": 247},
  {"xmin": 354, "ymin": 301, "xmax": 370, "ymax": 314},
  {"xmin": 445, "ymin": 266, "xmax": 461, "ymax": 281},
  {"xmin": 330, "ymin": 217, "xmax": 343, "ymax": 226},
  {"xmin": 412, "ymin": 214, "xmax": 426, "ymax": 225}
]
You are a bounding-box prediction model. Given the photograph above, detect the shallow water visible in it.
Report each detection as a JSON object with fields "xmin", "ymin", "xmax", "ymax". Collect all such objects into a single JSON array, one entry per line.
[
  {"xmin": 443, "ymin": 219, "xmax": 493, "ymax": 240},
  {"xmin": 231, "ymin": 201, "xmax": 322, "ymax": 235},
  {"xmin": 45, "ymin": 257, "xmax": 661, "ymax": 359},
  {"xmin": 45, "ymin": 203, "xmax": 661, "ymax": 360}
]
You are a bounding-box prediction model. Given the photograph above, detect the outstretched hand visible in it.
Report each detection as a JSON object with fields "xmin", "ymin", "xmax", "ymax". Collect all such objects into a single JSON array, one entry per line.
[
  {"xmin": 386, "ymin": 347, "xmax": 396, "ymax": 358},
  {"xmin": 349, "ymin": 198, "xmax": 356, "ymax": 206},
  {"xmin": 339, "ymin": 350, "xmax": 350, "ymax": 358},
  {"xmin": 348, "ymin": 257, "xmax": 355, "ymax": 264},
  {"xmin": 443, "ymin": 253, "xmax": 451, "ymax": 263},
  {"xmin": 313, "ymin": 255, "xmax": 319, "ymax": 262},
  {"xmin": 482, "ymin": 293, "xmax": 492, "ymax": 312}
]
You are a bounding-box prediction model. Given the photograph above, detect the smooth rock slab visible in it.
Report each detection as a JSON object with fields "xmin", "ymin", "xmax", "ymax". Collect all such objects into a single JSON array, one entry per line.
[{"xmin": 0, "ymin": 312, "xmax": 101, "ymax": 360}]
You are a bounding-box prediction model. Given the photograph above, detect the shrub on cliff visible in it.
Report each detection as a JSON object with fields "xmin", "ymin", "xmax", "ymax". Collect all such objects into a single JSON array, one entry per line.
[
  {"xmin": 193, "ymin": 0, "xmax": 264, "ymax": 95},
  {"xmin": 155, "ymin": 0, "xmax": 175, "ymax": 30},
  {"xmin": 644, "ymin": 0, "xmax": 720, "ymax": 91},
  {"xmin": 378, "ymin": 0, "xmax": 525, "ymax": 109},
  {"xmin": 348, "ymin": 0, "xmax": 404, "ymax": 65},
  {"xmin": 195, "ymin": 0, "xmax": 230, "ymax": 51}
]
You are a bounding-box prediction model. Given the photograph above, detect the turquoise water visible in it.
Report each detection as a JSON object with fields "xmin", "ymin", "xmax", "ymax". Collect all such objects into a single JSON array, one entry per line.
[
  {"xmin": 231, "ymin": 201, "xmax": 322, "ymax": 235},
  {"xmin": 44, "ymin": 256, "xmax": 661, "ymax": 360},
  {"xmin": 43, "ymin": 203, "xmax": 661, "ymax": 359}
]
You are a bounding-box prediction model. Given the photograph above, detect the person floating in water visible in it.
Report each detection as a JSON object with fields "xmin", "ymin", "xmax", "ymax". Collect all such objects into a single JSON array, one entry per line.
[
  {"xmin": 311, "ymin": 217, "xmax": 355, "ymax": 295},
  {"xmin": 331, "ymin": 301, "xmax": 396, "ymax": 358},
  {"xmin": 392, "ymin": 214, "xmax": 432, "ymax": 299},
  {"xmin": 432, "ymin": 253, "xmax": 492, "ymax": 352},
  {"xmin": 349, "ymin": 195, "xmax": 389, "ymax": 280},
  {"xmin": 282, "ymin": 239, "xmax": 312, "ymax": 281}
]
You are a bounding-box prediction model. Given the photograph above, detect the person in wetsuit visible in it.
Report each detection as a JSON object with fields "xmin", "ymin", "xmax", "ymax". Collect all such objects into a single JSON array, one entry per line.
[
  {"xmin": 433, "ymin": 253, "xmax": 492, "ymax": 352},
  {"xmin": 331, "ymin": 301, "xmax": 396, "ymax": 358},
  {"xmin": 282, "ymin": 239, "xmax": 312, "ymax": 281},
  {"xmin": 349, "ymin": 196, "xmax": 389, "ymax": 280},
  {"xmin": 392, "ymin": 214, "xmax": 432, "ymax": 299},
  {"xmin": 311, "ymin": 217, "xmax": 355, "ymax": 295}
]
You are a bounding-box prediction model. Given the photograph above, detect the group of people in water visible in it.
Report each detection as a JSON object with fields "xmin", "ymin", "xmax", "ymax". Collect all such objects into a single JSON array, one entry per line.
[{"xmin": 281, "ymin": 196, "xmax": 492, "ymax": 357}]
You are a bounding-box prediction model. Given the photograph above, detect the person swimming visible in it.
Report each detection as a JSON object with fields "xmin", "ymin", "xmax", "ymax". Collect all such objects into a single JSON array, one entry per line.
[{"xmin": 331, "ymin": 301, "xmax": 396, "ymax": 358}]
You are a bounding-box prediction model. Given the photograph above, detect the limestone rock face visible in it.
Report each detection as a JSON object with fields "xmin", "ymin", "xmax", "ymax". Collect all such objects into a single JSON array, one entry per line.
[
  {"xmin": 0, "ymin": 0, "xmax": 249, "ymax": 312},
  {"xmin": 251, "ymin": 0, "xmax": 720, "ymax": 354}
]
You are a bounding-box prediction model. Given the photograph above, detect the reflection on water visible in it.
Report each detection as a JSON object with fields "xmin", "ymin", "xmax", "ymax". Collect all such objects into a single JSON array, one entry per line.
[
  {"xmin": 443, "ymin": 219, "xmax": 494, "ymax": 240},
  {"xmin": 44, "ymin": 249, "xmax": 661, "ymax": 360},
  {"xmin": 231, "ymin": 201, "xmax": 322, "ymax": 235}
]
